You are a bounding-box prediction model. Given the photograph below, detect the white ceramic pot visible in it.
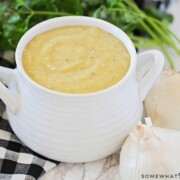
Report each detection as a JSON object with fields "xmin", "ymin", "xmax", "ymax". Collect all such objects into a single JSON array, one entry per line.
[{"xmin": 0, "ymin": 16, "xmax": 164, "ymax": 163}]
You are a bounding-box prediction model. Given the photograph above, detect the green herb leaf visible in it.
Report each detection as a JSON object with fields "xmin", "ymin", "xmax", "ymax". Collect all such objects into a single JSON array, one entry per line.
[
  {"xmin": 7, "ymin": 13, "xmax": 21, "ymax": 24},
  {"xmin": 15, "ymin": 0, "xmax": 31, "ymax": 10},
  {"xmin": 0, "ymin": 2, "xmax": 7, "ymax": 14},
  {"xmin": 59, "ymin": 0, "xmax": 83, "ymax": 15}
]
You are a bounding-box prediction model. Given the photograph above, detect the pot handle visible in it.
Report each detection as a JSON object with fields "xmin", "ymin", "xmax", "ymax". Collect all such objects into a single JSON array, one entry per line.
[
  {"xmin": 0, "ymin": 66, "xmax": 20, "ymax": 114},
  {"xmin": 137, "ymin": 50, "xmax": 164, "ymax": 102}
]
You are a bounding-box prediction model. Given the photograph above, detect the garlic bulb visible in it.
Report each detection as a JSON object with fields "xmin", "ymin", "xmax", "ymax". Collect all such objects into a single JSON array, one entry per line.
[
  {"xmin": 144, "ymin": 68, "xmax": 180, "ymax": 130},
  {"xmin": 119, "ymin": 118, "xmax": 180, "ymax": 180}
]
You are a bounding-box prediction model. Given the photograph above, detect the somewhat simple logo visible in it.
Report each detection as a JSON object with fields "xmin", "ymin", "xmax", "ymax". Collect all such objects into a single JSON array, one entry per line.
[{"xmin": 141, "ymin": 173, "xmax": 180, "ymax": 179}]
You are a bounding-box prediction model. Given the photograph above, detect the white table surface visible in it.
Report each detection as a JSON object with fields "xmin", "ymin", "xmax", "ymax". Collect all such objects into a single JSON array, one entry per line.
[{"xmin": 40, "ymin": 1, "xmax": 180, "ymax": 179}]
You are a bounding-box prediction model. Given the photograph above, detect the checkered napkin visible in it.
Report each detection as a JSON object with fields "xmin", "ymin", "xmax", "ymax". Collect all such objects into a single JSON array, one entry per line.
[{"xmin": 0, "ymin": 52, "xmax": 58, "ymax": 180}]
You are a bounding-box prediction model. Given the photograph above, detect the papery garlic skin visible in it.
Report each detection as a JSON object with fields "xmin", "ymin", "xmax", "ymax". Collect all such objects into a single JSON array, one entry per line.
[
  {"xmin": 119, "ymin": 121, "xmax": 180, "ymax": 180},
  {"xmin": 144, "ymin": 68, "xmax": 180, "ymax": 130}
]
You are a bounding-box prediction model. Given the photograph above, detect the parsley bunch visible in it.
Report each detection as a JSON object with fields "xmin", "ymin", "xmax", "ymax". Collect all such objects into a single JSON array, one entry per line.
[{"xmin": 0, "ymin": 0, "xmax": 180, "ymax": 68}]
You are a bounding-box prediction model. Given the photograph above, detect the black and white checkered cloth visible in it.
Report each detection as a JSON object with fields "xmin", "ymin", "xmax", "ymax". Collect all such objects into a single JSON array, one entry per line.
[{"xmin": 0, "ymin": 52, "xmax": 58, "ymax": 180}]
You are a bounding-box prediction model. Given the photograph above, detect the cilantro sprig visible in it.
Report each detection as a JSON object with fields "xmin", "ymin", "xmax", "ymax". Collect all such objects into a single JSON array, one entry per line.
[{"xmin": 0, "ymin": 0, "xmax": 180, "ymax": 68}]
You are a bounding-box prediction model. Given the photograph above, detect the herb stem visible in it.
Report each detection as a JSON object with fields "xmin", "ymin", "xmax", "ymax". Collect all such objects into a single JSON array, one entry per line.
[
  {"xmin": 150, "ymin": 17, "xmax": 180, "ymax": 44},
  {"xmin": 146, "ymin": 17, "xmax": 180, "ymax": 53},
  {"xmin": 18, "ymin": 10, "xmax": 71, "ymax": 16},
  {"xmin": 124, "ymin": 0, "xmax": 145, "ymax": 16},
  {"xmin": 107, "ymin": 8, "xmax": 141, "ymax": 17},
  {"xmin": 34, "ymin": 10, "xmax": 71, "ymax": 16},
  {"xmin": 129, "ymin": 35, "xmax": 157, "ymax": 47},
  {"xmin": 140, "ymin": 20, "xmax": 174, "ymax": 68}
]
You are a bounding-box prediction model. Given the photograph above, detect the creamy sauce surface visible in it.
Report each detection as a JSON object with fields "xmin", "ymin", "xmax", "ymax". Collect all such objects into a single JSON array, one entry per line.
[{"xmin": 23, "ymin": 26, "xmax": 130, "ymax": 93}]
